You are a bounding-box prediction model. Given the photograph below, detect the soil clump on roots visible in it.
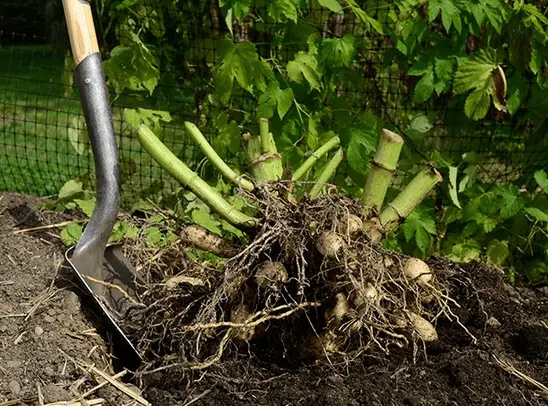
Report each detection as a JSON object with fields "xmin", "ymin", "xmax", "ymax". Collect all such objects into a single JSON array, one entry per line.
[{"xmin": 124, "ymin": 187, "xmax": 472, "ymax": 375}]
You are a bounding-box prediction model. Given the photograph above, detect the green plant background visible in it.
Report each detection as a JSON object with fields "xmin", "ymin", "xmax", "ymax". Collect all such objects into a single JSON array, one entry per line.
[{"xmin": 0, "ymin": 0, "xmax": 547, "ymax": 283}]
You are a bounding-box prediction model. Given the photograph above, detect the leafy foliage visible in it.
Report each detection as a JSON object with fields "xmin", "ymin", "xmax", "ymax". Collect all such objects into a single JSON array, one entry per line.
[{"xmin": 75, "ymin": 0, "xmax": 548, "ymax": 283}]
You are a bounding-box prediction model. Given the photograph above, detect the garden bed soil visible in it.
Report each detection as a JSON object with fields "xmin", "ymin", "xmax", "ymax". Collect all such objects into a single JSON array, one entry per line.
[{"xmin": 1, "ymin": 191, "xmax": 548, "ymax": 406}]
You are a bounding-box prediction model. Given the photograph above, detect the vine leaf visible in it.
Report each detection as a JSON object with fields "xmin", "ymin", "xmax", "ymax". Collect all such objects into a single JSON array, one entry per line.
[
  {"xmin": 67, "ymin": 116, "xmax": 89, "ymax": 156},
  {"xmin": 60, "ymin": 222, "xmax": 84, "ymax": 247},
  {"xmin": 258, "ymin": 81, "xmax": 295, "ymax": 120},
  {"xmin": 318, "ymin": 0, "xmax": 343, "ymax": 13},
  {"xmin": 470, "ymin": 0, "xmax": 504, "ymax": 33},
  {"xmin": 214, "ymin": 41, "xmax": 269, "ymax": 103},
  {"xmin": 454, "ymin": 50, "xmax": 507, "ymax": 120},
  {"xmin": 428, "ymin": 0, "xmax": 462, "ymax": 34},
  {"xmin": 219, "ymin": 0, "xmax": 251, "ymax": 22},
  {"xmin": 124, "ymin": 108, "xmax": 172, "ymax": 134},
  {"xmin": 268, "ymin": 0, "xmax": 301, "ymax": 23},
  {"xmin": 494, "ymin": 184, "xmax": 523, "ymax": 219},
  {"xmin": 403, "ymin": 206, "xmax": 436, "ymax": 254},
  {"xmin": 525, "ymin": 207, "xmax": 548, "ymax": 223},
  {"xmin": 448, "ymin": 166, "xmax": 462, "ymax": 209},
  {"xmin": 287, "ymin": 52, "xmax": 322, "ymax": 90},
  {"xmin": 535, "ymin": 170, "xmax": 548, "ymax": 193},
  {"xmin": 320, "ymin": 35, "xmax": 356, "ymax": 68},
  {"xmin": 103, "ymin": 34, "xmax": 160, "ymax": 96},
  {"xmin": 346, "ymin": 122, "xmax": 377, "ymax": 175},
  {"xmin": 346, "ymin": 0, "xmax": 383, "ymax": 34},
  {"xmin": 414, "ymin": 68, "xmax": 435, "ymax": 103},
  {"xmin": 487, "ymin": 240, "xmax": 509, "ymax": 266}
]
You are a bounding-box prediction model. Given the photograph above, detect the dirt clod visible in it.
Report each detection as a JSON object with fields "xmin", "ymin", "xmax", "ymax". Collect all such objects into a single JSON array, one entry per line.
[
  {"xmin": 43, "ymin": 384, "xmax": 71, "ymax": 403},
  {"xmin": 8, "ymin": 381, "xmax": 21, "ymax": 395},
  {"xmin": 513, "ymin": 325, "xmax": 548, "ymax": 361}
]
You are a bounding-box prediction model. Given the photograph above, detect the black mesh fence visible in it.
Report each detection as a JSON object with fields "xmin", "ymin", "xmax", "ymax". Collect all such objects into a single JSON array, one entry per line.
[{"xmin": 0, "ymin": 1, "xmax": 546, "ymax": 204}]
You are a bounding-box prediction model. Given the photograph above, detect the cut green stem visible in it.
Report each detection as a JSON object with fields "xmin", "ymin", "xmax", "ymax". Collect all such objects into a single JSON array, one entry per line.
[
  {"xmin": 362, "ymin": 129, "xmax": 404, "ymax": 215},
  {"xmin": 244, "ymin": 118, "xmax": 283, "ymax": 184},
  {"xmin": 309, "ymin": 148, "xmax": 344, "ymax": 199},
  {"xmin": 259, "ymin": 117, "xmax": 271, "ymax": 155},
  {"xmin": 380, "ymin": 167, "xmax": 443, "ymax": 231},
  {"xmin": 185, "ymin": 122, "xmax": 255, "ymax": 192},
  {"xmin": 138, "ymin": 124, "xmax": 258, "ymax": 227},
  {"xmin": 292, "ymin": 136, "xmax": 341, "ymax": 182}
]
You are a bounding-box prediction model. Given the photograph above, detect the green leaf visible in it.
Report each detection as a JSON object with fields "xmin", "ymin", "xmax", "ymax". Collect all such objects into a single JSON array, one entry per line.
[
  {"xmin": 414, "ymin": 68, "xmax": 434, "ymax": 102},
  {"xmin": 287, "ymin": 52, "xmax": 322, "ymax": 90},
  {"xmin": 448, "ymin": 240, "xmax": 482, "ymax": 263},
  {"xmin": 534, "ymin": 170, "xmax": 548, "ymax": 192},
  {"xmin": 482, "ymin": 217, "xmax": 498, "ymax": 233},
  {"xmin": 116, "ymin": 0, "xmax": 137, "ymax": 10},
  {"xmin": 346, "ymin": 123, "xmax": 377, "ymax": 175},
  {"xmin": 402, "ymin": 206, "xmax": 436, "ymax": 254},
  {"xmin": 318, "ymin": 0, "xmax": 343, "ymax": 13},
  {"xmin": 530, "ymin": 47, "xmax": 542, "ymax": 75},
  {"xmin": 409, "ymin": 115, "xmax": 433, "ymax": 134},
  {"xmin": 220, "ymin": 220, "xmax": 244, "ymax": 238},
  {"xmin": 109, "ymin": 221, "xmax": 139, "ymax": 243},
  {"xmin": 487, "ymin": 239, "xmax": 509, "ymax": 266},
  {"xmin": 506, "ymin": 74, "xmax": 528, "ymax": 115},
  {"xmin": 428, "ymin": 0, "xmax": 462, "ymax": 33},
  {"xmin": 124, "ymin": 108, "xmax": 172, "ymax": 133},
  {"xmin": 74, "ymin": 198, "xmax": 96, "ymax": 218},
  {"xmin": 103, "ymin": 37, "xmax": 160, "ymax": 96},
  {"xmin": 525, "ymin": 207, "xmax": 548, "ymax": 223},
  {"xmin": 219, "ymin": 0, "xmax": 251, "ymax": 22},
  {"xmin": 464, "ymin": 89, "xmax": 491, "ymax": 120},
  {"xmin": 524, "ymin": 259, "xmax": 548, "ymax": 283},
  {"xmin": 434, "ymin": 58, "xmax": 454, "ymax": 94},
  {"xmin": 192, "ymin": 209, "xmax": 223, "ymax": 236},
  {"xmin": 454, "ymin": 51, "xmax": 499, "ymax": 94},
  {"xmin": 268, "ymin": 0, "xmax": 300, "ymax": 22},
  {"xmin": 494, "ymin": 184, "xmax": 523, "ymax": 219},
  {"xmin": 346, "ymin": 1, "xmax": 383, "ymax": 34},
  {"xmin": 67, "ymin": 116, "xmax": 89, "ymax": 156},
  {"xmin": 448, "ymin": 166, "xmax": 462, "ymax": 209},
  {"xmin": 471, "ymin": 0, "xmax": 504, "ymax": 33},
  {"xmin": 60, "ymin": 222, "xmax": 83, "ymax": 247},
  {"xmin": 454, "ymin": 50, "xmax": 505, "ymax": 120},
  {"xmin": 121, "ymin": 222, "xmax": 139, "ymax": 239},
  {"xmin": 58, "ymin": 180, "xmax": 83, "ymax": 201},
  {"xmin": 144, "ymin": 226, "xmax": 163, "ymax": 247},
  {"xmin": 258, "ymin": 81, "xmax": 295, "ymax": 120},
  {"xmin": 320, "ymin": 35, "xmax": 356, "ymax": 68},
  {"xmin": 215, "ymin": 41, "xmax": 267, "ymax": 103}
]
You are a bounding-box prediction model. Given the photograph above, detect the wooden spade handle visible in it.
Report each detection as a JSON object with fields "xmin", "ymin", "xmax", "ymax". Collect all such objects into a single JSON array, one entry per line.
[{"xmin": 62, "ymin": 0, "xmax": 100, "ymax": 66}]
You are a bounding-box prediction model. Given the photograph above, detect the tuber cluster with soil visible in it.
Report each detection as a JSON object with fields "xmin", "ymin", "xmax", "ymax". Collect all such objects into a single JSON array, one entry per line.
[{"xmin": 117, "ymin": 117, "xmax": 473, "ymax": 374}]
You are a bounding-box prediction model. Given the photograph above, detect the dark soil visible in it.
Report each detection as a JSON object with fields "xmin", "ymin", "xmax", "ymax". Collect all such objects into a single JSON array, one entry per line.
[
  {"xmin": 0, "ymin": 192, "xmax": 143, "ymax": 405},
  {"xmin": 1, "ymin": 191, "xmax": 548, "ymax": 406}
]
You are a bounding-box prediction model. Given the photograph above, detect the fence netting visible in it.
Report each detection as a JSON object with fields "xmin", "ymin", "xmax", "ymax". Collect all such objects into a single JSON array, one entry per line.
[{"xmin": 0, "ymin": 1, "xmax": 546, "ymax": 204}]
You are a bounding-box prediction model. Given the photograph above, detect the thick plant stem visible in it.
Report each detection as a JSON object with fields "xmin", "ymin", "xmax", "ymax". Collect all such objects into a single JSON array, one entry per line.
[
  {"xmin": 138, "ymin": 124, "xmax": 258, "ymax": 227},
  {"xmin": 292, "ymin": 136, "xmax": 341, "ymax": 182},
  {"xmin": 309, "ymin": 148, "xmax": 344, "ymax": 199},
  {"xmin": 243, "ymin": 120, "xmax": 283, "ymax": 184},
  {"xmin": 259, "ymin": 118, "xmax": 271, "ymax": 155},
  {"xmin": 259, "ymin": 118, "xmax": 284, "ymax": 182},
  {"xmin": 185, "ymin": 122, "xmax": 254, "ymax": 191},
  {"xmin": 243, "ymin": 133, "xmax": 270, "ymax": 183},
  {"xmin": 362, "ymin": 129, "xmax": 404, "ymax": 215},
  {"xmin": 380, "ymin": 167, "xmax": 443, "ymax": 231}
]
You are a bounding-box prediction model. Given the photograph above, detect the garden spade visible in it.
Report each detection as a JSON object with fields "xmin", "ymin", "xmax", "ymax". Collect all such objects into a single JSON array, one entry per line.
[{"xmin": 61, "ymin": 0, "xmax": 145, "ymax": 361}]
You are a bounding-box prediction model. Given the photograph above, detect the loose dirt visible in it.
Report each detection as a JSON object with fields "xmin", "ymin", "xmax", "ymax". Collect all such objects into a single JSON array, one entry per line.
[{"xmin": 1, "ymin": 191, "xmax": 548, "ymax": 406}]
